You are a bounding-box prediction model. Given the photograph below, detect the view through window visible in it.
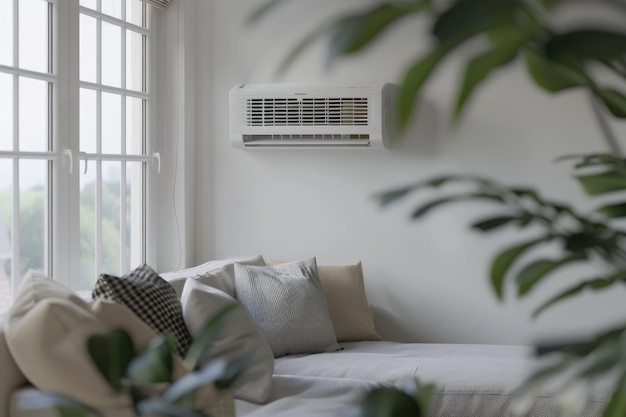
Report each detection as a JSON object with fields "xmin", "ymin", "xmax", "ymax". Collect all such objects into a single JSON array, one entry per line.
[{"xmin": 0, "ymin": 0, "xmax": 150, "ymax": 314}]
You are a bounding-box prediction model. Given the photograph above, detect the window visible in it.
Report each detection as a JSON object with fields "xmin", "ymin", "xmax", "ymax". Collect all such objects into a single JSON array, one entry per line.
[{"xmin": 0, "ymin": 0, "xmax": 152, "ymax": 314}]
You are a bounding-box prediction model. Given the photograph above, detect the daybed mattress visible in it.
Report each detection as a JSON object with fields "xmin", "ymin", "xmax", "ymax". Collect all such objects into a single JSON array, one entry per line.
[{"xmin": 272, "ymin": 341, "xmax": 611, "ymax": 417}]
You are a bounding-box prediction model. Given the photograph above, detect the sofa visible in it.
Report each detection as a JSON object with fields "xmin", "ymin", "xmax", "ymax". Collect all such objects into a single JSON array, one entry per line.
[{"xmin": 0, "ymin": 255, "xmax": 613, "ymax": 417}]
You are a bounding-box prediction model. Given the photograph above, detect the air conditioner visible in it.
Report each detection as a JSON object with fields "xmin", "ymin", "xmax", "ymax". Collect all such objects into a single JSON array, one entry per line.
[{"xmin": 229, "ymin": 83, "xmax": 398, "ymax": 149}]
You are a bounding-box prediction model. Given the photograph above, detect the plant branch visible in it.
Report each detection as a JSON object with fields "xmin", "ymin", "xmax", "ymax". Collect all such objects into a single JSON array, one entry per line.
[{"xmin": 588, "ymin": 91, "xmax": 625, "ymax": 158}]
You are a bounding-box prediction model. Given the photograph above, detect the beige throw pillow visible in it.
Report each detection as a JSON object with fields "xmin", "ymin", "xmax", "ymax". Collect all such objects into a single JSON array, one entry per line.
[
  {"xmin": 5, "ymin": 271, "xmax": 137, "ymax": 408},
  {"xmin": 181, "ymin": 279, "xmax": 274, "ymax": 403},
  {"xmin": 266, "ymin": 260, "xmax": 381, "ymax": 342}
]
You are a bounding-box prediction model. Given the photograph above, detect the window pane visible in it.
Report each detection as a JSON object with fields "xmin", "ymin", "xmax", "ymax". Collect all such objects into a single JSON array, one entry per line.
[
  {"xmin": 19, "ymin": 77, "xmax": 49, "ymax": 152},
  {"xmin": 80, "ymin": 0, "xmax": 98, "ymax": 11},
  {"xmin": 79, "ymin": 167, "xmax": 96, "ymax": 289},
  {"xmin": 19, "ymin": 160, "xmax": 46, "ymax": 275},
  {"xmin": 102, "ymin": 0, "xmax": 122, "ymax": 19},
  {"xmin": 102, "ymin": 161, "xmax": 121, "ymax": 276},
  {"xmin": 126, "ymin": 0, "xmax": 143, "ymax": 26},
  {"xmin": 0, "ymin": 74, "xmax": 13, "ymax": 151},
  {"xmin": 18, "ymin": 0, "xmax": 49, "ymax": 73},
  {"xmin": 80, "ymin": 88, "xmax": 97, "ymax": 153},
  {"xmin": 102, "ymin": 22, "xmax": 121, "ymax": 88},
  {"xmin": 126, "ymin": 97, "xmax": 143, "ymax": 154},
  {"xmin": 80, "ymin": 14, "xmax": 97, "ymax": 83},
  {"xmin": 126, "ymin": 162, "xmax": 143, "ymax": 271},
  {"xmin": 102, "ymin": 92, "xmax": 121, "ymax": 154},
  {"xmin": 0, "ymin": 0, "xmax": 13, "ymax": 66},
  {"xmin": 0, "ymin": 158, "xmax": 12, "ymax": 315},
  {"xmin": 126, "ymin": 31, "xmax": 144, "ymax": 92}
]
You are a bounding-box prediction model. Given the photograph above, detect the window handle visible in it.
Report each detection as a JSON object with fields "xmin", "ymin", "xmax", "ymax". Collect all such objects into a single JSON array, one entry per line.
[
  {"xmin": 152, "ymin": 152, "xmax": 161, "ymax": 174},
  {"xmin": 63, "ymin": 149, "xmax": 74, "ymax": 174},
  {"xmin": 80, "ymin": 152, "xmax": 88, "ymax": 174}
]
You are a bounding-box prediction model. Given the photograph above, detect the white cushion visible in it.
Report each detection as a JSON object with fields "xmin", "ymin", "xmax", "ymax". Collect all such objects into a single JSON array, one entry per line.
[
  {"xmin": 162, "ymin": 255, "xmax": 266, "ymax": 298},
  {"xmin": 234, "ymin": 258, "xmax": 338, "ymax": 357},
  {"xmin": 181, "ymin": 279, "xmax": 274, "ymax": 403}
]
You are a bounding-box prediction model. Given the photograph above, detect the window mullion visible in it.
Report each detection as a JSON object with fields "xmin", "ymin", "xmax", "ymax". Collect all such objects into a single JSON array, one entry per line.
[{"xmin": 52, "ymin": 0, "xmax": 81, "ymax": 289}]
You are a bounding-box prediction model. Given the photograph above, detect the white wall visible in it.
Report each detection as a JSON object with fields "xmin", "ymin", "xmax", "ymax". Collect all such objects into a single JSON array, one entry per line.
[{"xmin": 197, "ymin": 0, "xmax": 626, "ymax": 345}]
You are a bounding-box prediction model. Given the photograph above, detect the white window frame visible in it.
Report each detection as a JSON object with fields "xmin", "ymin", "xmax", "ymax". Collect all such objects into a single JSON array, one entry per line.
[{"xmin": 0, "ymin": 0, "xmax": 156, "ymax": 300}]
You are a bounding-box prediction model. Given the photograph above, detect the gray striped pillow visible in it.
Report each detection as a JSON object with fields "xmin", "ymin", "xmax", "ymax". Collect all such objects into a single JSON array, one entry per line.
[{"xmin": 234, "ymin": 257, "xmax": 338, "ymax": 357}]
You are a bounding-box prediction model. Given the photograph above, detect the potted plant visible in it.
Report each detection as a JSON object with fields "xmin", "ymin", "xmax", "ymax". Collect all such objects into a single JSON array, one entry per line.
[{"xmin": 253, "ymin": 0, "xmax": 626, "ymax": 415}]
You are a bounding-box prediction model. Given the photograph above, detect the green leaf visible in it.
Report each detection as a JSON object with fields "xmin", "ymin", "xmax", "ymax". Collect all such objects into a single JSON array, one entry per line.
[
  {"xmin": 432, "ymin": 0, "xmax": 518, "ymax": 44},
  {"xmin": 511, "ymin": 362, "xmax": 569, "ymax": 416},
  {"xmin": 596, "ymin": 88, "xmax": 626, "ymax": 118},
  {"xmin": 537, "ymin": 327, "xmax": 626, "ymax": 357},
  {"xmin": 577, "ymin": 169, "xmax": 626, "ymax": 195},
  {"xmin": 163, "ymin": 360, "xmax": 228, "ymax": 403},
  {"xmin": 328, "ymin": 2, "xmax": 429, "ymax": 61},
  {"xmin": 490, "ymin": 237, "xmax": 551, "ymax": 299},
  {"xmin": 87, "ymin": 329, "xmax": 135, "ymax": 392},
  {"xmin": 410, "ymin": 192, "xmax": 504, "ymax": 219},
  {"xmin": 247, "ymin": 0, "xmax": 287, "ymax": 24},
  {"xmin": 516, "ymin": 254, "xmax": 586, "ymax": 296},
  {"xmin": 532, "ymin": 273, "xmax": 625, "ymax": 317},
  {"xmin": 127, "ymin": 334, "xmax": 176, "ymax": 385},
  {"xmin": 604, "ymin": 372, "xmax": 626, "ymax": 417},
  {"xmin": 524, "ymin": 48, "xmax": 588, "ymax": 92},
  {"xmin": 215, "ymin": 355, "xmax": 257, "ymax": 390},
  {"xmin": 597, "ymin": 201, "xmax": 626, "ymax": 218},
  {"xmin": 358, "ymin": 387, "xmax": 421, "ymax": 417},
  {"xmin": 16, "ymin": 391, "xmax": 100, "ymax": 417},
  {"xmin": 136, "ymin": 398, "xmax": 208, "ymax": 417},
  {"xmin": 413, "ymin": 383, "xmax": 436, "ymax": 416},
  {"xmin": 398, "ymin": 43, "xmax": 456, "ymax": 128},
  {"xmin": 377, "ymin": 186, "xmax": 415, "ymax": 207},
  {"xmin": 455, "ymin": 37, "xmax": 526, "ymax": 120},
  {"xmin": 471, "ymin": 215, "xmax": 519, "ymax": 231},
  {"xmin": 545, "ymin": 30, "xmax": 626, "ymax": 63},
  {"xmin": 184, "ymin": 304, "xmax": 238, "ymax": 371}
]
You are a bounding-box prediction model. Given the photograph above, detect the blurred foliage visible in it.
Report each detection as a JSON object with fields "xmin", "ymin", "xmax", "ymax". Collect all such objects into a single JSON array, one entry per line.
[
  {"xmin": 22, "ymin": 305, "xmax": 242, "ymax": 417},
  {"xmin": 0, "ymin": 180, "xmax": 129, "ymax": 291},
  {"xmin": 253, "ymin": 0, "xmax": 626, "ymax": 416}
]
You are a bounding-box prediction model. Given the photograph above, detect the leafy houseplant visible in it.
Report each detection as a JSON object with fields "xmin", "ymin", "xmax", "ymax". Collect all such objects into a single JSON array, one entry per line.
[
  {"xmin": 24, "ymin": 305, "xmax": 249, "ymax": 417},
  {"xmin": 253, "ymin": 0, "xmax": 626, "ymax": 415}
]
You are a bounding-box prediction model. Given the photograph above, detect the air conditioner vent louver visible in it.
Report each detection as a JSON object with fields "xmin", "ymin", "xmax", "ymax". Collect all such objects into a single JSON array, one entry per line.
[
  {"xmin": 246, "ymin": 98, "xmax": 369, "ymax": 127},
  {"xmin": 230, "ymin": 83, "xmax": 397, "ymax": 149}
]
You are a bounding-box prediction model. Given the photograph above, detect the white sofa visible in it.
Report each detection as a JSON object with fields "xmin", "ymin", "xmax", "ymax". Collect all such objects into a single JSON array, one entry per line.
[{"xmin": 0, "ymin": 257, "xmax": 613, "ymax": 417}]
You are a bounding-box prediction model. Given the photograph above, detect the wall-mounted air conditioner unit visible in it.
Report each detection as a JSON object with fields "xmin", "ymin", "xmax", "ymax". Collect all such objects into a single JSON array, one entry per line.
[{"xmin": 229, "ymin": 83, "xmax": 398, "ymax": 149}]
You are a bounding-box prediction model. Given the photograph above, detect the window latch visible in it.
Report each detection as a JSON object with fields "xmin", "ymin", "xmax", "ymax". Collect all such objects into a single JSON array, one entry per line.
[
  {"xmin": 152, "ymin": 152, "xmax": 161, "ymax": 174},
  {"xmin": 63, "ymin": 149, "xmax": 74, "ymax": 174}
]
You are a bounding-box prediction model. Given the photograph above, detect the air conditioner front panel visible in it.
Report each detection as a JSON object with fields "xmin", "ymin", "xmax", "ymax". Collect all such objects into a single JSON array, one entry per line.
[{"xmin": 230, "ymin": 83, "xmax": 396, "ymax": 149}]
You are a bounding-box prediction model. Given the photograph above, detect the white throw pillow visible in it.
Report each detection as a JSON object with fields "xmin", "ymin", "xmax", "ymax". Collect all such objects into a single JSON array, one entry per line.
[
  {"xmin": 181, "ymin": 279, "xmax": 274, "ymax": 403},
  {"xmin": 234, "ymin": 258, "xmax": 338, "ymax": 357}
]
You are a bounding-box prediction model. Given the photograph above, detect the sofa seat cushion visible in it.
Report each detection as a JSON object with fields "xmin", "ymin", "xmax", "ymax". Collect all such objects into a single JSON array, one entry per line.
[{"xmin": 273, "ymin": 341, "xmax": 612, "ymax": 417}]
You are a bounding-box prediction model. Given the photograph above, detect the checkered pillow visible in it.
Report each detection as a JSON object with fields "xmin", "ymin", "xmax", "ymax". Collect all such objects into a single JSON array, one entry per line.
[{"xmin": 92, "ymin": 264, "xmax": 193, "ymax": 356}]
